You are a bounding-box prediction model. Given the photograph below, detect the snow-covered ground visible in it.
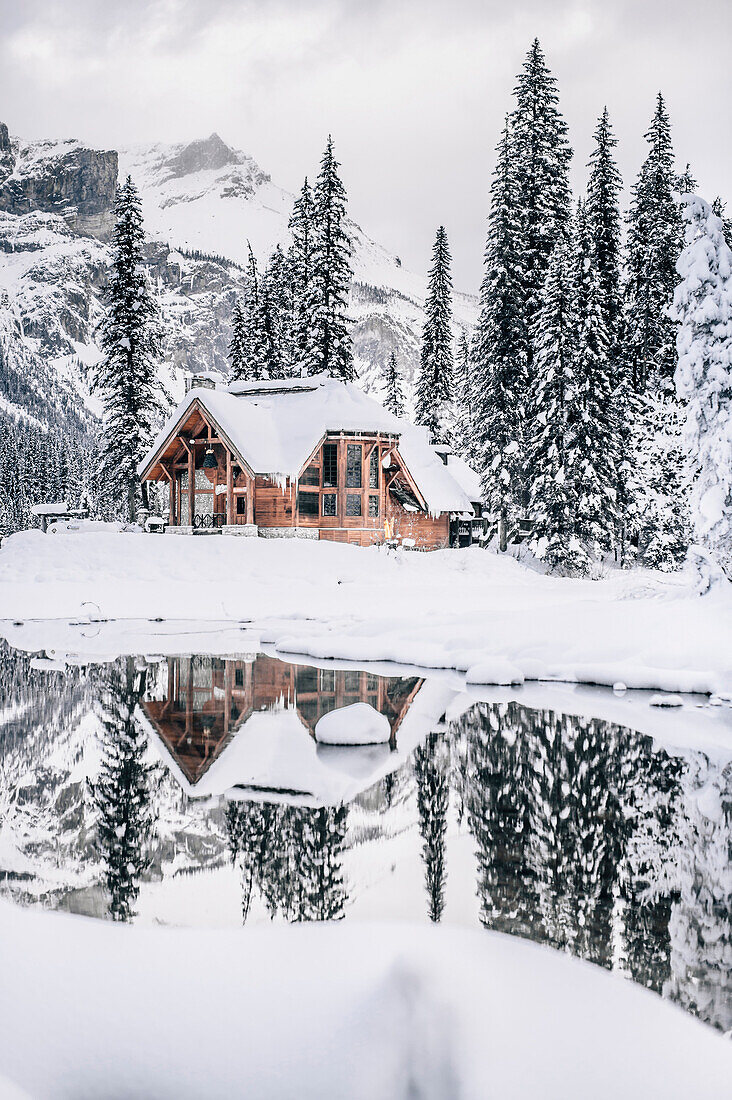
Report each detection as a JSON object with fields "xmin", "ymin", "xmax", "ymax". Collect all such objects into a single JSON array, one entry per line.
[
  {"xmin": 1, "ymin": 530, "xmax": 732, "ymax": 699},
  {"xmin": 0, "ymin": 899, "xmax": 729, "ymax": 1100}
]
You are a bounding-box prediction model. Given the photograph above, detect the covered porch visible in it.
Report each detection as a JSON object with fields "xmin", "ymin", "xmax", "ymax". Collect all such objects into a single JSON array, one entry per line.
[{"xmin": 141, "ymin": 401, "xmax": 256, "ymax": 532}]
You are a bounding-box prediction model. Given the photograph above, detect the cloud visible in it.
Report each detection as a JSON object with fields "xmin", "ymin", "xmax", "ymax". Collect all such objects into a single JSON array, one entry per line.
[{"xmin": 0, "ymin": 0, "xmax": 730, "ymax": 288}]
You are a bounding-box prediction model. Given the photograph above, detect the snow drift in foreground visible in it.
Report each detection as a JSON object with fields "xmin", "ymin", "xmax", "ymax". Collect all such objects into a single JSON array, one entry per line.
[
  {"xmin": 1, "ymin": 531, "xmax": 732, "ymax": 697},
  {"xmin": 0, "ymin": 901, "xmax": 729, "ymax": 1100}
]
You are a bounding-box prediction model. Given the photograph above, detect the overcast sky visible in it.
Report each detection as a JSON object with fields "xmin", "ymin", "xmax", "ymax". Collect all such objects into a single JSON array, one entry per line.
[{"xmin": 1, "ymin": 0, "xmax": 730, "ymax": 288}]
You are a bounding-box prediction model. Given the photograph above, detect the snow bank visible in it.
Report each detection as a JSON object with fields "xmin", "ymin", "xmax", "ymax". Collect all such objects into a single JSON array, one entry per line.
[
  {"xmin": 0, "ymin": 901, "xmax": 729, "ymax": 1100},
  {"xmin": 1, "ymin": 532, "xmax": 732, "ymax": 699}
]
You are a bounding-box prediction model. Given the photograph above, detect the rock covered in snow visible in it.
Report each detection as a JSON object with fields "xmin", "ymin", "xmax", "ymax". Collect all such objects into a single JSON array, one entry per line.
[{"xmin": 314, "ymin": 702, "xmax": 392, "ymax": 745}]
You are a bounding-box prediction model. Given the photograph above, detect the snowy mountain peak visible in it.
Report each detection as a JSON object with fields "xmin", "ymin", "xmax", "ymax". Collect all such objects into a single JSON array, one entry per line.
[{"xmin": 163, "ymin": 132, "xmax": 248, "ymax": 179}]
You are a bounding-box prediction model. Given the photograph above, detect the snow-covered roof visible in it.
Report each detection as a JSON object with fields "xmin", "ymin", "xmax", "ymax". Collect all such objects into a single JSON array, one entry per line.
[
  {"xmin": 30, "ymin": 502, "xmax": 68, "ymax": 516},
  {"xmin": 140, "ymin": 374, "xmax": 478, "ymax": 516}
]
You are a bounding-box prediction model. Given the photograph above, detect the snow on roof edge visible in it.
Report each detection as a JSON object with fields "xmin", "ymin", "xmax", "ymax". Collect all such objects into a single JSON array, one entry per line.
[{"xmin": 139, "ymin": 377, "xmax": 478, "ymax": 515}]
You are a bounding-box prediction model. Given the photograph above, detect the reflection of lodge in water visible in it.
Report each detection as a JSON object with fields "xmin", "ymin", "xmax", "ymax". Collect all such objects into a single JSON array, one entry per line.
[{"xmin": 141, "ymin": 654, "xmax": 423, "ymax": 787}]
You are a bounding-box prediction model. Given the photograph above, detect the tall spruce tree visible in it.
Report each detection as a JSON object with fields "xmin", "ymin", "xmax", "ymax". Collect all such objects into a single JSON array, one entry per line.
[
  {"xmin": 229, "ymin": 244, "xmax": 268, "ymax": 382},
  {"xmin": 527, "ymin": 233, "xmax": 588, "ymax": 573},
  {"xmin": 586, "ymin": 108, "xmax": 623, "ymax": 354},
  {"xmin": 672, "ymin": 194, "xmax": 732, "ymax": 577},
  {"xmin": 474, "ymin": 121, "xmax": 527, "ymax": 550},
  {"xmin": 511, "ymin": 39, "xmax": 572, "ymax": 367},
  {"xmin": 453, "ymin": 330, "xmax": 476, "ymax": 461},
  {"xmin": 310, "ymin": 137, "xmax": 354, "ymax": 381},
  {"xmin": 94, "ymin": 177, "xmax": 165, "ymax": 521},
  {"xmin": 572, "ymin": 200, "xmax": 619, "ymax": 557},
  {"xmin": 382, "ymin": 350, "xmax": 405, "ymax": 416},
  {"xmin": 289, "ymin": 178, "xmax": 316, "ymax": 373},
  {"xmin": 415, "ymin": 226, "xmax": 454, "ymax": 443},
  {"xmin": 228, "ymin": 297, "xmax": 247, "ymax": 379},
  {"xmin": 624, "ymin": 94, "xmax": 679, "ymax": 393}
]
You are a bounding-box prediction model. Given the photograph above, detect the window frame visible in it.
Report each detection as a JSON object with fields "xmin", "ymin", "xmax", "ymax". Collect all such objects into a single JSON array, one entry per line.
[
  {"xmin": 323, "ymin": 443, "xmax": 338, "ymax": 488},
  {"xmin": 346, "ymin": 444, "xmax": 363, "ymax": 488}
]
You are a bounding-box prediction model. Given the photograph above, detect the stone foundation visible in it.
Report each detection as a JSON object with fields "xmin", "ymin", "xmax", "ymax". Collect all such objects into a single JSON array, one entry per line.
[
  {"xmin": 165, "ymin": 525, "xmax": 195, "ymax": 535},
  {"xmin": 221, "ymin": 524, "xmax": 258, "ymax": 537},
  {"xmin": 258, "ymin": 526, "xmax": 319, "ymax": 540}
]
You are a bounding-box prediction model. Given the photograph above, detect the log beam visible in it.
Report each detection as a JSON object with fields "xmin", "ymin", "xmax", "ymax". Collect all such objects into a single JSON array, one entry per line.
[{"xmin": 226, "ymin": 449, "xmax": 233, "ymax": 527}]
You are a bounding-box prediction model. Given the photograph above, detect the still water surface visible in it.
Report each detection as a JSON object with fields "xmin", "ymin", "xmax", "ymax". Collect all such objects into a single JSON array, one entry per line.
[{"xmin": 1, "ymin": 641, "xmax": 730, "ymax": 1032}]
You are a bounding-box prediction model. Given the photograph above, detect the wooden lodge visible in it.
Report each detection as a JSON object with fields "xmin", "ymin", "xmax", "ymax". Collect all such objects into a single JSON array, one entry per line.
[
  {"xmin": 138, "ymin": 653, "xmax": 425, "ymax": 800},
  {"xmin": 138, "ymin": 374, "xmax": 483, "ymax": 550}
]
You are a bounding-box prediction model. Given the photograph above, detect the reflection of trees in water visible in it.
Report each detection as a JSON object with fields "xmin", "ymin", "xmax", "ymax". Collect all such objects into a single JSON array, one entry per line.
[
  {"xmin": 664, "ymin": 753, "xmax": 732, "ymax": 1030},
  {"xmin": 455, "ymin": 708, "xmax": 680, "ymax": 963},
  {"xmin": 414, "ymin": 731, "xmax": 449, "ymax": 922},
  {"xmin": 225, "ymin": 801, "xmax": 348, "ymax": 923},
  {"xmin": 460, "ymin": 703, "xmax": 544, "ymax": 941},
  {"xmin": 90, "ymin": 657, "xmax": 158, "ymax": 922},
  {"xmin": 454, "ymin": 699, "xmax": 732, "ymax": 1029}
]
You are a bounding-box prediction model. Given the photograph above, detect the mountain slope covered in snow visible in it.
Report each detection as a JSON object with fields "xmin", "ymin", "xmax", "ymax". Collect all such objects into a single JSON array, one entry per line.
[{"xmin": 0, "ymin": 124, "xmax": 477, "ymax": 447}]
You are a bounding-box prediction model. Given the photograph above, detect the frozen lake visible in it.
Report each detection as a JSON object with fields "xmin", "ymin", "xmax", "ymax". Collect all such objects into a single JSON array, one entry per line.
[{"xmin": 1, "ymin": 635, "xmax": 730, "ymax": 1034}]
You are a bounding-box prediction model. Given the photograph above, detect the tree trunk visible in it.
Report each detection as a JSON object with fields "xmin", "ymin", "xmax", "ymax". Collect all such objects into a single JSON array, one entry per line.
[{"xmin": 498, "ymin": 510, "xmax": 508, "ymax": 553}]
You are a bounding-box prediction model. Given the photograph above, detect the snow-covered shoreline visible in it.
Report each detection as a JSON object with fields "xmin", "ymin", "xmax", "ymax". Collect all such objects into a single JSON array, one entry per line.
[
  {"xmin": 2, "ymin": 530, "xmax": 732, "ymax": 699},
  {"xmin": 0, "ymin": 899, "xmax": 729, "ymax": 1099}
]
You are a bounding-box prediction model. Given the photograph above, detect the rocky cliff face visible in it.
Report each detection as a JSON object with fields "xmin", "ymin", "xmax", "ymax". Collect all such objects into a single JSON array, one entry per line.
[{"xmin": 0, "ymin": 128, "xmax": 118, "ymax": 241}]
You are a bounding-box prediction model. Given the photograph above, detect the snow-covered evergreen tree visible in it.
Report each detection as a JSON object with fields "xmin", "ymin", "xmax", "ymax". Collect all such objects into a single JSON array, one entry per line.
[
  {"xmin": 624, "ymin": 94, "xmax": 679, "ymax": 393},
  {"xmin": 674, "ymin": 163, "xmax": 698, "ymax": 195},
  {"xmin": 629, "ymin": 391, "xmax": 691, "ymax": 569},
  {"xmin": 511, "ymin": 38, "xmax": 572, "ymax": 364},
  {"xmin": 672, "ymin": 194, "xmax": 732, "ymax": 576},
  {"xmin": 473, "ymin": 121, "xmax": 527, "ymax": 550},
  {"xmin": 263, "ymin": 244, "xmax": 296, "ymax": 377},
  {"xmin": 586, "ymin": 108, "xmax": 623, "ymax": 356},
  {"xmin": 229, "ymin": 244, "xmax": 267, "ymax": 382},
  {"xmin": 289, "ymin": 178, "xmax": 316, "ymax": 374},
  {"xmin": 228, "ymin": 297, "xmax": 247, "ymax": 379},
  {"xmin": 382, "ymin": 350, "xmax": 405, "ymax": 417},
  {"xmin": 453, "ymin": 330, "xmax": 476, "ymax": 461},
  {"xmin": 94, "ymin": 177, "xmax": 165, "ymax": 521},
  {"xmin": 414, "ymin": 226, "xmax": 454, "ymax": 443},
  {"xmin": 527, "ymin": 235, "xmax": 585, "ymax": 572},
  {"xmin": 710, "ymin": 197, "xmax": 732, "ymax": 247},
  {"xmin": 572, "ymin": 200, "xmax": 619, "ymax": 557},
  {"xmin": 310, "ymin": 138, "xmax": 354, "ymax": 381}
]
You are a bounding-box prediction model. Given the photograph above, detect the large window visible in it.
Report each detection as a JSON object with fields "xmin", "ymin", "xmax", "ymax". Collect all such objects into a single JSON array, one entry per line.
[
  {"xmin": 346, "ymin": 494, "xmax": 362, "ymax": 517},
  {"xmin": 301, "ymin": 465, "xmax": 320, "ymax": 486},
  {"xmin": 368, "ymin": 495, "xmax": 379, "ymax": 517},
  {"xmin": 297, "ymin": 491, "xmax": 320, "ymax": 517},
  {"xmin": 346, "ymin": 444, "xmax": 362, "ymax": 488},
  {"xmin": 322, "ymin": 493, "xmax": 336, "ymax": 517},
  {"xmin": 323, "ymin": 443, "xmax": 338, "ymax": 487},
  {"xmin": 369, "ymin": 448, "xmax": 379, "ymax": 489}
]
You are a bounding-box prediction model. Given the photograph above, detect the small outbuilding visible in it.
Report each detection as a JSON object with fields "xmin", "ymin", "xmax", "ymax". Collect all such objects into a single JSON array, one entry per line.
[{"xmin": 138, "ymin": 373, "xmax": 482, "ymax": 549}]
